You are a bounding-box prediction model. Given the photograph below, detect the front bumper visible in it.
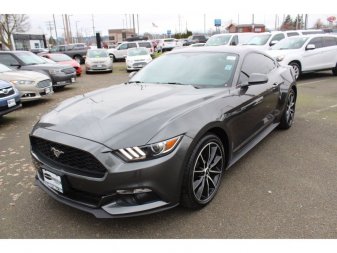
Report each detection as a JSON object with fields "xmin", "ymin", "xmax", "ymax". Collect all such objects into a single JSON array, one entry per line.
[
  {"xmin": 30, "ymin": 128, "xmax": 192, "ymax": 218},
  {"xmin": 86, "ymin": 64, "xmax": 113, "ymax": 72},
  {"xmin": 18, "ymin": 85, "xmax": 53, "ymax": 102},
  {"xmin": 50, "ymin": 73, "xmax": 76, "ymax": 87}
]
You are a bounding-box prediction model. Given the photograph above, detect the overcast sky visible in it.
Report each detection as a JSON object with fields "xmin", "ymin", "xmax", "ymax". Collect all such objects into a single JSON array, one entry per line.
[
  {"xmin": 28, "ymin": 13, "xmax": 336, "ymax": 38},
  {"xmin": 3, "ymin": 0, "xmax": 337, "ymax": 38}
]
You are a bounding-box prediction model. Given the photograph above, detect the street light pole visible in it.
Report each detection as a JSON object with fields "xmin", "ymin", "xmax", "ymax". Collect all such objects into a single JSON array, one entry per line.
[{"xmin": 53, "ymin": 14, "xmax": 58, "ymax": 45}]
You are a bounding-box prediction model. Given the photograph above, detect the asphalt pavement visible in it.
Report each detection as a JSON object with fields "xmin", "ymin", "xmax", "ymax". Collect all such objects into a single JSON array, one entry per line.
[{"xmin": 0, "ymin": 63, "xmax": 336, "ymax": 238}]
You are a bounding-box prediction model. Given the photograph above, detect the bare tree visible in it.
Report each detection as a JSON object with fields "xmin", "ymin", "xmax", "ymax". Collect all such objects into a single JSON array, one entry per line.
[{"xmin": 0, "ymin": 14, "xmax": 30, "ymax": 50}]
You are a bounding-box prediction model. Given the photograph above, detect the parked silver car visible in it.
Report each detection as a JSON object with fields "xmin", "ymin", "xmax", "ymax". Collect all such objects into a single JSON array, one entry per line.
[
  {"xmin": 85, "ymin": 49, "xmax": 113, "ymax": 73},
  {"xmin": 0, "ymin": 63, "xmax": 53, "ymax": 102}
]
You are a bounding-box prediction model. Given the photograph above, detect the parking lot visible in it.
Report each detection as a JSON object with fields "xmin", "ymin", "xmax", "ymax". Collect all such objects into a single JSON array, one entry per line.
[{"xmin": 0, "ymin": 62, "xmax": 337, "ymax": 238}]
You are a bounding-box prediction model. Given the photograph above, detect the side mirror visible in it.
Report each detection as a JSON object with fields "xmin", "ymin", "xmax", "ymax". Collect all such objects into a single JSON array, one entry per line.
[
  {"xmin": 230, "ymin": 41, "xmax": 237, "ymax": 46},
  {"xmin": 270, "ymin": 40, "xmax": 279, "ymax": 46},
  {"xmin": 306, "ymin": 44, "xmax": 316, "ymax": 50},
  {"xmin": 245, "ymin": 73, "xmax": 268, "ymax": 86},
  {"xmin": 10, "ymin": 63, "xmax": 21, "ymax": 69},
  {"xmin": 128, "ymin": 71, "xmax": 137, "ymax": 79}
]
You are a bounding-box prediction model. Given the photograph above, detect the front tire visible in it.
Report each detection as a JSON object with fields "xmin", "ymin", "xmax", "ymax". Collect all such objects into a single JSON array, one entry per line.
[
  {"xmin": 181, "ymin": 134, "xmax": 225, "ymax": 209},
  {"xmin": 332, "ymin": 63, "xmax": 337, "ymax": 76},
  {"xmin": 279, "ymin": 88, "xmax": 296, "ymax": 129},
  {"xmin": 289, "ymin": 62, "xmax": 301, "ymax": 80}
]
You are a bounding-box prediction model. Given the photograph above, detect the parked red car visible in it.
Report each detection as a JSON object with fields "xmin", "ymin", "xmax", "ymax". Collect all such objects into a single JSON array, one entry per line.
[{"xmin": 42, "ymin": 53, "xmax": 82, "ymax": 76}]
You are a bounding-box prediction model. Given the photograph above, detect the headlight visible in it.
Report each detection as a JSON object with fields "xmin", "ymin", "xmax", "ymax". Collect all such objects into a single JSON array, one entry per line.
[
  {"xmin": 10, "ymin": 80, "xmax": 35, "ymax": 85},
  {"xmin": 116, "ymin": 135, "xmax": 182, "ymax": 162},
  {"xmin": 126, "ymin": 60, "xmax": 133, "ymax": 65},
  {"xmin": 49, "ymin": 69, "xmax": 62, "ymax": 75},
  {"xmin": 276, "ymin": 55, "xmax": 285, "ymax": 62}
]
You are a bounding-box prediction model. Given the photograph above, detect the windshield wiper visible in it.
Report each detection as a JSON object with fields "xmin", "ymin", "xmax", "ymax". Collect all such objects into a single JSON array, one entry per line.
[
  {"xmin": 125, "ymin": 80, "xmax": 144, "ymax": 84},
  {"xmin": 26, "ymin": 63, "xmax": 38, "ymax": 65}
]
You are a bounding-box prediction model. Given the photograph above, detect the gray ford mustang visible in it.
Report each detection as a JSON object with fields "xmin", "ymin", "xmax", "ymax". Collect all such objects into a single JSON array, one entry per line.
[{"xmin": 30, "ymin": 46, "xmax": 297, "ymax": 218}]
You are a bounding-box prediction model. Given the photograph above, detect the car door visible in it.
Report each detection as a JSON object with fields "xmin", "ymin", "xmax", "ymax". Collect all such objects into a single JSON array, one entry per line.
[
  {"xmin": 227, "ymin": 53, "xmax": 281, "ymax": 152},
  {"xmin": 321, "ymin": 36, "xmax": 337, "ymax": 68},
  {"xmin": 302, "ymin": 37, "xmax": 325, "ymax": 71},
  {"xmin": 115, "ymin": 43, "xmax": 128, "ymax": 59}
]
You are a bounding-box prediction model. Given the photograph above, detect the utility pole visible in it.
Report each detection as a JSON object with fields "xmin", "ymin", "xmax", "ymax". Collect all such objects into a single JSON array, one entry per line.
[
  {"xmin": 64, "ymin": 14, "xmax": 69, "ymax": 44},
  {"xmin": 75, "ymin": 21, "xmax": 80, "ymax": 43},
  {"xmin": 68, "ymin": 15, "xmax": 73, "ymax": 43},
  {"xmin": 137, "ymin": 14, "xmax": 139, "ymax": 35},
  {"xmin": 125, "ymin": 14, "xmax": 128, "ymax": 29},
  {"xmin": 132, "ymin": 14, "xmax": 135, "ymax": 33},
  {"xmin": 91, "ymin": 14, "xmax": 95, "ymax": 38},
  {"xmin": 238, "ymin": 13, "xmax": 240, "ymax": 25},
  {"xmin": 53, "ymin": 14, "xmax": 58, "ymax": 45},
  {"xmin": 204, "ymin": 14, "xmax": 206, "ymax": 35},
  {"xmin": 252, "ymin": 14, "xmax": 255, "ymax": 32},
  {"xmin": 304, "ymin": 14, "xmax": 308, "ymax": 30}
]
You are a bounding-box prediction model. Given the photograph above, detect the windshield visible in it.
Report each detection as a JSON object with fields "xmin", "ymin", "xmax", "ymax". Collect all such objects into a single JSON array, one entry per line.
[
  {"xmin": 246, "ymin": 34, "xmax": 272, "ymax": 45},
  {"xmin": 127, "ymin": 48, "xmax": 149, "ymax": 56},
  {"xmin": 0, "ymin": 63, "xmax": 12, "ymax": 72},
  {"xmin": 16, "ymin": 52, "xmax": 46, "ymax": 65},
  {"xmin": 87, "ymin": 50, "xmax": 108, "ymax": 58},
  {"xmin": 237, "ymin": 34, "xmax": 255, "ymax": 44},
  {"xmin": 130, "ymin": 52, "xmax": 238, "ymax": 87},
  {"xmin": 206, "ymin": 35, "xmax": 232, "ymax": 46},
  {"xmin": 271, "ymin": 37, "xmax": 309, "ymax": 50},
  {"xmin": 48, "ymin": 54, "xmax": 72, "ymax": 62}
]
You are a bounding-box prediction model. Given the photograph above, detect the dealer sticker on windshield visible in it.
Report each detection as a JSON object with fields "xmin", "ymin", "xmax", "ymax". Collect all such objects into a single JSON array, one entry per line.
[{"xmin": 226, "ymin": 56, "xmax": 237, "ymax": 61}]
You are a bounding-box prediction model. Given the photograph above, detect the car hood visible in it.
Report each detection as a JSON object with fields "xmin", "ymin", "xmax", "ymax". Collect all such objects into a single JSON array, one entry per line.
[
  {"xmin": 37, "ymin": 83, "xmax": 229, "ymax": 149},
  {"xmin": 0, "ymin": 70, "xmax": 49, "ymax": 82}
]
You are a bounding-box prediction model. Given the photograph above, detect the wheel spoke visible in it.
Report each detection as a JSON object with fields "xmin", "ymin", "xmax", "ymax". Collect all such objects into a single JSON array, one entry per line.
[
  {"xmin": 193, "ymin": 177, "xmax": 204, "ymax": 191},
  {"xmin": 209, "ymin": 155, "xmax": 222, "ymax": 169},
  {"xmin": 205, "ymin": 177, "xmax": 210, "ymax": 198},
  {"xmin": 195, "ymin": 177, "xmax": 206, "ymax": 200},
  {"xmin": 207, "ymin": 175, "xmax": 216, "ymax": 188},
  {"xmin": 209, "ymin": 169, "xmax": 222, "ymax": 174},
  {"xmin": 200, "ymin": 153, "xmax": 206, "ymax": 167},
  {"xmin": 207, "ymin": 146, "xmax": 217, "ymax": 167}
]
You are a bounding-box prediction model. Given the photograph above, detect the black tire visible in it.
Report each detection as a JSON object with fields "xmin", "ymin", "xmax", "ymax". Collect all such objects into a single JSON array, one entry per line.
[
  {"xmin": 110, "ymin": 54, "xmax": 116, "ymax": 62},
  {"xmin": 289, "ymin": 62, "xmax": 301, "ymax": 80},
  {"xmin": 279, "ymin": 88, "xmax": 296, "ymax": 130},
  {"xmin": 332, "ymin": 64, "xmax": 337, "ymax": 76},
  {"xmin": 181, "ymin": 134, "xmax": 225, "ymax": 209}
]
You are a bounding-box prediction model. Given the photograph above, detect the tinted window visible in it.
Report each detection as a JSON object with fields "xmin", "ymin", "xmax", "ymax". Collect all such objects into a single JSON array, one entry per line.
[
  {"xmin": 287, "ymin": 32, "xmax": 299, "ymax": 37},
  {"xmin": 127, "ymin": 43, "xmax": 137, "ymax": 49},
  {"xmin": 323, "ymin": 37, "xmax": 337, "ymax": 47},
  {"xmin": 138, "ymin": 42, "xmax": 151, "ymax": 48},
  {"xmin": 309, "ymin": 37, "xmax": 323, "ymax": 48},
  {"xmin": 271, "ymin": 33, "xmax": 285, "ymax": 43},
  {"xmin": 0, "ymin": 54, "xmax": 20, "ymax": 66},
  {"xmin": 239, "ymin": 53, "xmax": 276, "ymax": 84}
]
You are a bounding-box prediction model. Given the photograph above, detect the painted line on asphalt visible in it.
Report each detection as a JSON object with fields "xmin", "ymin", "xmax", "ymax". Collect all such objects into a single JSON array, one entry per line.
[{"xmin": 297, "ymin": 80, "xmax": 325, "ymax": 87}]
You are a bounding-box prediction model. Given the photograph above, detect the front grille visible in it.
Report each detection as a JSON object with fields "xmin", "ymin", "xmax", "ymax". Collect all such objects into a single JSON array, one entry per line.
[
  {"xmin": 61, "ymin": 68, "xmax": 76, "ymax": 75},
  {"xmin": 0, "ymin": 87, "xmax": 14, "ymax": 98},
  {"xmin": 31, "ymin": 136, "xmax": 107, "ymax": 178},
  {"xmin": 36, "ymin": 79, "xmax": 52, "ymax": 88}
]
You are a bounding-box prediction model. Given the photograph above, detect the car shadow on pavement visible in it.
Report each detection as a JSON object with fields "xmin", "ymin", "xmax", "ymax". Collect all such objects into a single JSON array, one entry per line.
[{"xmin": 299, "ymin": 71, "xmax": 333, "ymax": 81}]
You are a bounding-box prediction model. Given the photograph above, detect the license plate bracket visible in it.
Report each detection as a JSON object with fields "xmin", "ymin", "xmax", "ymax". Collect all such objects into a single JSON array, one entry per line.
[{"xmin": 42, "ymin": 169, "xmax": 63, "ymax": 193}]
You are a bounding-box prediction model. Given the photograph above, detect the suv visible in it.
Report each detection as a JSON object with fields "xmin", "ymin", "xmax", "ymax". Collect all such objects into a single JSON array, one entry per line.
[
  {"xmin": 156, "ymin": 38, "xmax": 177, "ymax": 52},
  {"xmin": 50, "ymin": 43, "xmax": 88, "ymax": 64},
  {"xmin": 205, "ymin": 33, "xmax": 255, "ymax": 46},
  {"xmin": 0, "ymin": 51, "xmax": 76, "ymax": 88},
  {"xmin": 107, "ymin": 41, "xmax": 154, "ymax": 61},
  {"xmin": 245, "ymin": 31, "xmax": 293, "ymax": 50},
  {"xmin": 184, "ymin": 35, "xmax": 208, "ymax": 46},
  {"xmin": 268, "ymin": 34, "xmax": 337, "ymax": 79}
]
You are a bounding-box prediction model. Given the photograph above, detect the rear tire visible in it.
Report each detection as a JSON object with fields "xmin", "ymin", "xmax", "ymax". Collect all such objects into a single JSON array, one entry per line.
[
  {"xmin": 289, "ymin": 62, "xmax": 301, "ymax": 80},
  {"xmin": 279, "ymin": 88, "xmax": 296, "ymax": 130},
  {"xmin": 332, "ymin": 63, "xmax": 337, "ymax": 76},
  {"xmin": 181, "ymin": 134, "xmax": 225, "ymax": 209}
]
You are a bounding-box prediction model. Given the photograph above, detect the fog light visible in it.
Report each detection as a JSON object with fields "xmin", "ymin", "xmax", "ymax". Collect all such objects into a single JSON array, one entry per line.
[{"xmin": 116, "ymin": 188, "xmax": 152, "ymax": 195}]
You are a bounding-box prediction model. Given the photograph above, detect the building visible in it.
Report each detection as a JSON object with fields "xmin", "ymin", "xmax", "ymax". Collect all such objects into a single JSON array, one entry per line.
[
  {"xmin": 108, "ymin": 29, "xmax": 136, "ymax": 44},
  {"xmin": 12, "ymin": 33, "xmax": 47, "ymax": 50},
  {"xmin": 227, "ymin": 24, "xmax": 266, "ymax": 33}
]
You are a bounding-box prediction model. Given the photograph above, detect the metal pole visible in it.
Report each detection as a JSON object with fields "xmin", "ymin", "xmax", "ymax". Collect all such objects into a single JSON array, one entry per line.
[
  {"xmin": 252, "ymin": 14, "xmax": 255, "ymax": 32},
  {"xmin": 53, "ymin": 14, "xmax": 58, "ymax": 45},
  {"xmin": 75, "ymin": 21, "xmax": 79, "ymax": 43},
  {"xmin": 125, "ymin": 14, "xmax": 128, "ymax": 29},
  {"xmin": 68, "ymin": 15, "xmax": 73, "ymax": 43},
  {"xmin": 132, "ymin": 14, "xmax": 135, "ymax": 34},
  {"xmin": 137, "ymin": 14, "xmax": 139, "ymax": 35},
  {"xmin": 92, "ymin": 14, "xmax": 95, "ymax": 38},
  {"xmin": 62, "ymin": 14, "xmax": 67, "ymax": 44},
  {"xmin": 204, "ymin": 14, "xmax": 206, "ymax": 35},
  {"xmin": 64, "ymin": 14, "xmax": 69, "ymax": 44}
]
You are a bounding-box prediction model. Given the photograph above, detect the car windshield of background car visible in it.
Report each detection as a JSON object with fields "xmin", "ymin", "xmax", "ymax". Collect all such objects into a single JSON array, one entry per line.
[
  {"xmin": 88, "ymin": 50, "xmax": 108, "ymax": 58},
  {"xmin": 49, "ymin": 54, "xmax": 73, "ymax": 62},
  {"xmin": 16, "ymin": 52, "xmax": 47, "ymax": 65},
  {"xmin": 271, "ymin": 37, "xmax": 309, "ymax": 50},
  {"xmin": 206, "ymin": 35, "xmax": 232, "ymax": 46},
  {"xmin": 130, "ymin": 52, "xmax": 238, "ymax": 87},
  {"xmin": 247, "ymin": 34, "xmax": 272, "ymax": 45}
]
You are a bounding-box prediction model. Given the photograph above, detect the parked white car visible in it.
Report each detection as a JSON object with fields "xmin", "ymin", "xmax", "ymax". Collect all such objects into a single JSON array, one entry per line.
[
  {"xmin": 85, "ymin": 49, "xmax": 113, "ymax": 73},
  {"xmin": 205, "ymin": 33, "xmax": 255, "ymax": 46},
  {"xmin": 0, "ymin": 63, "xmax": 53, "ymax": 102},
  {"xmin": 267, "ymin": 34, "xmax": 337, "ymax": 79},
  {"xmin": 108, "ymin": 41, "xmax": 154, "ymax": 61},
  {"xmin": 125, "ymin": 47, "xmax": 152, "ymax": 72},
  {"xmin": 245, "ymin": 31, "xmax": 293, "ymax": 50},
  {"xmin": 156, "ymin": 38, "xmax": 177, "ymax": 52}
]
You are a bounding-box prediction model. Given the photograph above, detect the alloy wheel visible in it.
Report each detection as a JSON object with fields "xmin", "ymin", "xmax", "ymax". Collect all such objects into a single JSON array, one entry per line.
[
  {"xmin": 192, "ymin": 142, "xmax": 224, "ymax": 203},
  {"xmin": 286, "ymin": 92, "xmax": 295, "ymax": 125}
]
